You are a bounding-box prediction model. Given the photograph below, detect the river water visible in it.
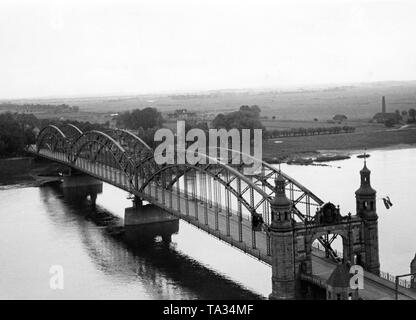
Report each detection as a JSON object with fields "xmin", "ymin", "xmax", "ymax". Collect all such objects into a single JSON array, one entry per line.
[{"xmin": 0, "ymin": 146, "xmax": 415, "ymax": 299}]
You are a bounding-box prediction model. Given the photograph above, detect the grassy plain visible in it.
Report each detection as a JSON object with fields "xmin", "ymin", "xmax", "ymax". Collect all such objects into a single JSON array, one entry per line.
[
  {"xmin": 4, "ymin": 81, "xmax": 416, "ymax": 161},
  {"xmin": 8, "ymin": 81, "xmax": 416, "ymax": 121}
]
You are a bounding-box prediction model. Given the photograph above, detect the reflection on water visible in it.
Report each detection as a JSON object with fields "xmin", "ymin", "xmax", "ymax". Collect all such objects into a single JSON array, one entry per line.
[
  {"xmin": 0, "ymin": 183, "xmax": 265, "ymax": 299},
  {"xmin": 0, "ymin": 146, "xmax": 414, "ymax": 299}
]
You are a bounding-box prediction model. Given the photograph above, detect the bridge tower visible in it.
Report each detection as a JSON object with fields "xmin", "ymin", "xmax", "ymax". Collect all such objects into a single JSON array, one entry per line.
[
  {"xmin": 269, "ymin": 173, "xmax": 296, "ymax": 300},
  {"xmin": 355, "ymin": 161, "xmax": 380, "ymax": 275}
]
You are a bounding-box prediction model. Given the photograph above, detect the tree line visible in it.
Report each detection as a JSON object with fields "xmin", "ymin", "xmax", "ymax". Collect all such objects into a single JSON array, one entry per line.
[
  {"xmin": 115, "ymin": 107, "xmax": 165, "ymax": 148},
  {"xmin": 116, "ymin": 108, "xmax": 164, "ymax": 130},
  {"xmin": 0, "ymin": 104, "xmax": 359, "ymax": 158},
  {"xmin": 0, "ymin": 112, "xmax": 106, "ymax": 158},
  {"xmin": 0, "ymin": 102, "xmax": 79, "ymax": 113},
  {"xmin": 394, "ymin": 108, "xmax": 416, "ymax": 122},
  {"xmin": 0, "ymin": 113, "xmax": 36, "ymax": 157},
  {"xmin": 0, "ymin": 107, "xmax": 167, "ymax": 158},
  {"xmin": 211, "ymin": 106, "xmax": 356, "ymax": 139},
  {"xmin": 212, "ymin": 105, "xmax": 264, "ymax": 130},
  {"xmin": 263, "ymin": 126, "xmax": 356, "ymax": 139}
]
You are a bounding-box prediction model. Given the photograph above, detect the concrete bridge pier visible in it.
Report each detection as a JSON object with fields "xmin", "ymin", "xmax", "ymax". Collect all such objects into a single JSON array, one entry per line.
[
  {"xmin": 61, "ymin": 173, "xmax": 103, "ymax": 207},
  {"xmin": 132, "ymin": 195, "xmax": 143, "ymax": 208},
  {"xmin": 124, "ymin": 203, "xmax": 179, "ymax": 244}
]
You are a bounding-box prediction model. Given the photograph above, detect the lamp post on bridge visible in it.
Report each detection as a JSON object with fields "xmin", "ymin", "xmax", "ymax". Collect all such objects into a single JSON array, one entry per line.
[{"xmin": 394, "ymin": 272, "xmax": 416, "ymax": 300}]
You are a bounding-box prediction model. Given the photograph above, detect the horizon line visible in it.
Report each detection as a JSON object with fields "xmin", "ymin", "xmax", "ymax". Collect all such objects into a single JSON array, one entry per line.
[{"xmin": 1, "ymin": 79, "xmax": 416, "ymax": 102}]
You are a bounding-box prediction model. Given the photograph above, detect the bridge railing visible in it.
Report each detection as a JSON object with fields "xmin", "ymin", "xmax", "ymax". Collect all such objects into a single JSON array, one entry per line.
[
  {"xmin": 312, "ymin": 242, "xmax": 413, "ymax": 289},
  {"xmin": 380, "ymin": 271, "xmax": 413, "ymax": 289},
  {"xmin": 32, "ymin": 147, "xmax": 259, "ymax": 223},
  {"xmin": 171, "ymin": 188, "xmax": 252, "ymax": 222},
  {"xmin": 299, "ymin": 273, "xmax": 327, "ymax": 289}
]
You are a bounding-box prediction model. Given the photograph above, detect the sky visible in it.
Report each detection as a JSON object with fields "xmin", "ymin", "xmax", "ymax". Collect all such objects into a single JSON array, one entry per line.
[{"xmin": 1, "ymin": 0, "xmax": 416, "ymax": 99}]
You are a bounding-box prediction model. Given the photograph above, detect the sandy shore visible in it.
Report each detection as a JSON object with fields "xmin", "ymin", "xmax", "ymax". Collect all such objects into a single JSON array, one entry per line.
[
  {"xmin": 318, "ymin": 143, "xmax": 416, "ymax": 156},
  {"xmin": 274, "ymin": 143, "xmax": 416, "ymax": 166}
]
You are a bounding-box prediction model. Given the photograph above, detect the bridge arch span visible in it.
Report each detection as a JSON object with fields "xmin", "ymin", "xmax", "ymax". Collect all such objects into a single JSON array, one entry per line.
[
  {"xmin": 70, "ymin": 130, "xmax": 136, "ymax": 188},
  {"xmin": 60, "ymin": 123, "xmax": 83, "ymax": 140},
  {"xmin": 137, "ymin": 150, "xmax": 273, "ymax": 220},
  {"xmin": 105, "ymin": 128, "xmax": 153, "ymax": 162},
  {"xmin": 144, "ymin": 146, "xmax": 324, "ymax": 221},
  {"xmin": 36, "ymin": 124, "xmax": 68, "ymax": 154},
  {"xmin": 206, "ymin": 147, "xmax": 324, "ymax": 221}
]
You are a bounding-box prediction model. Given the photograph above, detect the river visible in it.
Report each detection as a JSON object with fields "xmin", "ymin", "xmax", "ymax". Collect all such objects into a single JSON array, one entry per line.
[{"xmin": 0, "ymin": 146, "xmax": 415, "ymax": 299}]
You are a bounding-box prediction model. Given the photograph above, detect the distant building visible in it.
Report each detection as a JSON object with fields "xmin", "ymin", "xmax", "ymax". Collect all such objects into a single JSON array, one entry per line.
[
  {"xmin": 373, "ymin": 112, "xmax": 400, "ymax": 123},
  {"xmin": 109, "ymin": 113, "xmax": 119, "ymax": 128},
  {"xmin": 372, "ymin": 96, "xmax": 400, "ymax": 124}
]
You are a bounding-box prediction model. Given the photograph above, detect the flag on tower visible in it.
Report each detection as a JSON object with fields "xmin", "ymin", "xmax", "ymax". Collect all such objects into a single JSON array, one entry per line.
[{"xmin": 382, "ymin": 196, "xmax": 393, "ymax": 209}]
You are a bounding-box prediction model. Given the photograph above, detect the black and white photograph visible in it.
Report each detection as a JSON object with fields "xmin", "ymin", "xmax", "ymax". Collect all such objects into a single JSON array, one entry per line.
[{"xmin": 1, "ymin": 0, "xmax": 416, "ymax": 307}]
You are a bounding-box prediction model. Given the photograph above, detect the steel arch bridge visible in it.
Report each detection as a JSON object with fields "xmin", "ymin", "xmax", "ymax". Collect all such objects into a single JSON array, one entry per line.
[
  {"xmin": 32, "ymin": 123, "xmax": 339, "ymax": 263},
  {"xmin": 29, "ymin": 124, "xmax": 412, "ymax": 300}
]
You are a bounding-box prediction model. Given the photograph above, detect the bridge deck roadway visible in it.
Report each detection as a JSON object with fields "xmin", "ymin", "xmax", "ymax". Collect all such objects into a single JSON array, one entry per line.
[
  {"xmin": 31, "ymin": 148, "xmax": 416, "ymax": 300},
  {"xmin": 311, "ymin": 250, "xmax": 416, "ymax": 300}
]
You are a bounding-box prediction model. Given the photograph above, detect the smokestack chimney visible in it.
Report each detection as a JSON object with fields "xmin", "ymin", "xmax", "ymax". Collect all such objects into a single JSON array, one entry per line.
[{"xmin": 382, "ymin": 96, "xmax": 386, "ymax": 113}]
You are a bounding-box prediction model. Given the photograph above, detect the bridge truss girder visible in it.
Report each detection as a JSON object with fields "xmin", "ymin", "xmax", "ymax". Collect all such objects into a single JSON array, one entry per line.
[{"xmin": 35, "ymin": 124, "xmax": 347, "ymax": 261}]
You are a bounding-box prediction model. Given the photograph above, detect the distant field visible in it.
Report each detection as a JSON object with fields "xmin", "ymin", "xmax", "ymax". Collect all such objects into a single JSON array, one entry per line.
[
  {"xmin": 261, "ymin": 119, "xmax": 371, "ymax": 130},
  {"xmin": 262, "ymin": 125, "xmax": 416, "ymax": 161},
  {"xmin": 34, "ymin": 111, "xmax": 112, "ymax": 124},
  {"xmin": 6, "ymin": 81, "xmax": 416, "ymax": 121}
]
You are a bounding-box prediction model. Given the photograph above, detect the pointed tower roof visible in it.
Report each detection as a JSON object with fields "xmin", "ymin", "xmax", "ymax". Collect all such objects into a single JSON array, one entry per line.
[
  {"xmin": 355, "ymin": 161, "xmax": 376, "ymax": 196},
  {"xmin": 327, "ymin": 263, "xmax": 351, "ymax": 288},
  {"xmin": 270, "ymin": 172, "xmax": 291, "ymax": 209},
  {"xmin": 411, "ymin": 254, "xmax": 416, "ymax": 267},
  {"xmin": 360, "ymin": 163, "xmax": 370, "ymax": 174}
]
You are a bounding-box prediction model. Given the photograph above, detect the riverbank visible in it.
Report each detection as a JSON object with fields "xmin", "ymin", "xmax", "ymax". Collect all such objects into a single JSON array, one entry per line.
[
  {"xmin": 0, "ymin": 157, "xmax": 67, "ymax": 188},
  {"xmin": 263, "ymin": 125, "xmax": 416, "ymax": 164},
  {"xmin": 2, "ymin": 131, "xmax": 416, "ymax": 183}
]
